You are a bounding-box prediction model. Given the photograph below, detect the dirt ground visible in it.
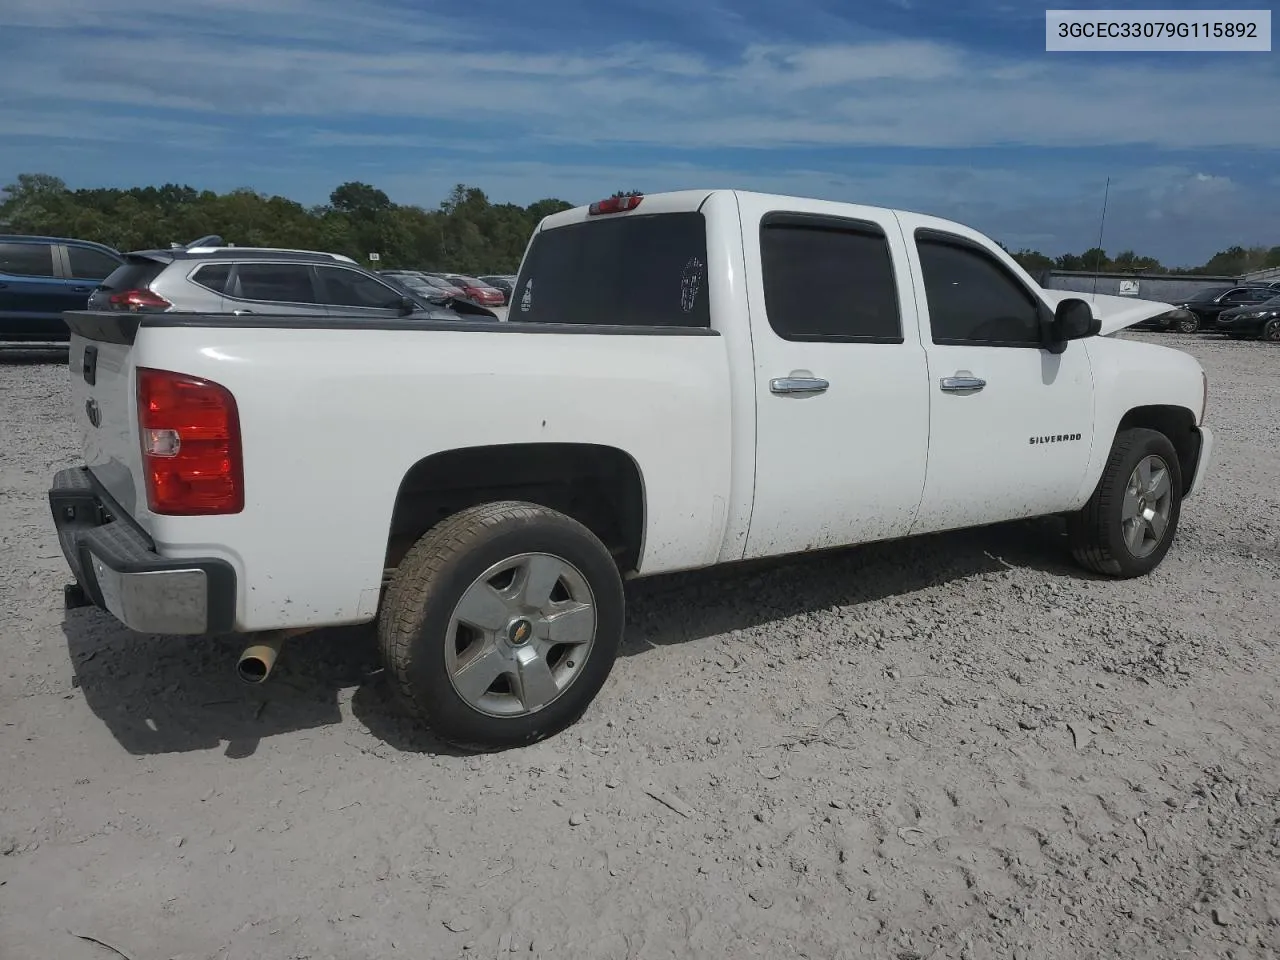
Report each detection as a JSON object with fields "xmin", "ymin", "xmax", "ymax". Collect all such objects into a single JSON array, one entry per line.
[{"xmin": 1, "ymin": 333, "xmax": 1278, "ymax": 960}]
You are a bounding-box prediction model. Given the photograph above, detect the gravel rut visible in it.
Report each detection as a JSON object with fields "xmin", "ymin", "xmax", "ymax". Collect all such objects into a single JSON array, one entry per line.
[{"xmin": 1, "ymin": 333, "xmax": 1277, "ymax": 960}]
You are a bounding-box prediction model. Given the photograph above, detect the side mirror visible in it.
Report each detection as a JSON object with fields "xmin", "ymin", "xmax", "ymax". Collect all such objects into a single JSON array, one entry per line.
[
  {"xmin": 397, "ymin": 296, "xmax": 417, "ymax": 316},
  {"xmin": 1052, "ymin": 298, "xmax": 1101, "ymax": 343}
]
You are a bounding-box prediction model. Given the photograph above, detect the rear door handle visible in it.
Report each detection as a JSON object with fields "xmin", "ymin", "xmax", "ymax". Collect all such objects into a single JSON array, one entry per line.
[
  {"xmin": 232, "ymin": 309, "xmax": 255, "ymax": 315},
  {"xmin": 770, "ymin": 377, "xmax": 830, "ymax": 396},
  {"xmin": 72, "ymin": 285, "xmax": 93, "ymax": 293},
  {"xmin": 940, "ymin": 375, "xmax": 986, "ymax": 393}
]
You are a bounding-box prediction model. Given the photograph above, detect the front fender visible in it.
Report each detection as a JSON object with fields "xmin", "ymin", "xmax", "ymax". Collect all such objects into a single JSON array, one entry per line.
[{"xmin": 1075, "ymin": 336, "xmax": 1207, "ymax": 505}]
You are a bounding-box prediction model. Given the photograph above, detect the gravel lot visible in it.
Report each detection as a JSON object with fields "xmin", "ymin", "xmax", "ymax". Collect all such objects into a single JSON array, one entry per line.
[{"xmin": 2, "ymin": 333, "xmax": 1278, "ymax": 960}]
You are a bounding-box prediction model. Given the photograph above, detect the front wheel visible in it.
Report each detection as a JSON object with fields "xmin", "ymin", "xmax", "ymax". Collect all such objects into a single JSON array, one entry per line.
[
  {"xmin": 1264, "ymin": 318, "xmax": 1280, "ymax": 343},
  {"xmin": 1175, "ymin": 314, "xmax": 1200, "ymax": 334},
  {"xmin": 1068, "ymin": 428, "xmax": 1183, "ymax": 578},
  {"xmin": 378, "ymin": 501, "xmax": 625, "ymax": 750}
]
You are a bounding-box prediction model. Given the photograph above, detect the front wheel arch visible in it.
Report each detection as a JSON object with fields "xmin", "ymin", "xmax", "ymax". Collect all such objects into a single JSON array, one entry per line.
[{"xmin": 1113, "ymin": 406, "xmax": 1201, "ymax": 497}]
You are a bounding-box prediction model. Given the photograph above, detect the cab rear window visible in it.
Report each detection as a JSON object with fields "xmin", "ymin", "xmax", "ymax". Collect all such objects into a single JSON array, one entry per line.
[{"xmin": 512, "ymin": 212, "xmax": 710, "ymax": 328}]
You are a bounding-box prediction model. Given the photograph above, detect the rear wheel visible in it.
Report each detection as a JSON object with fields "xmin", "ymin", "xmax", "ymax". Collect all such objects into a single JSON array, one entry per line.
[
  {"xmin": 379, "ymin": 501, "xmax": 624, "ymax": 750},
  {"xmin": 1264, "ymin": 319, "xmax": 1280, "ymax": 343},
  {"xmin": 1068, "ymin": 428, "xmax": 1183, "ymax": 578}
]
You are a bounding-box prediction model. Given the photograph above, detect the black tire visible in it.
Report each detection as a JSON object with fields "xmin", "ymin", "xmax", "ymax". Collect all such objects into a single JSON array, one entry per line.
[
  {"xmin": 1068, "ymin": 428, "xmax": 1183, "ymax": 578},
  {"xmin": 1264, "ymin": 318, "xmax": 1280, "ymax": 343},
  {"xmin": 1175, "ymin": 314, "xmax": 1200, "ymax": 334},
  {"xmin": 378, "ymin": 501, "xmax": 624, "ymax": 751}
]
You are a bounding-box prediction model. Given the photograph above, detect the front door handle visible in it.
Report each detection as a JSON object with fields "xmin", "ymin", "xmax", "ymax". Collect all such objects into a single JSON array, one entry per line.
[
  {"xmin": 232, "ymin": 309, "xmax": 255, "ymax": 315},
  {"xmin": 770, "ymin": 376, "xmax": 830, "ymax": 396},
  {"xmin": 940, "ymin": 375, "xmax": 986, "ymax": 393}
]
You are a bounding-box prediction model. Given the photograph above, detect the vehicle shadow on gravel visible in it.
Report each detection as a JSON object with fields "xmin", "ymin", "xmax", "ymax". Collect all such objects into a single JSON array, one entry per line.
[
  {"xmin": 618, "ymin": 515, "xmax": 1096, "ymax": 656},
  {"xmin": 62, "ymin": 516, "xmax": 1092, "ymax": 757},
  {"xmin": 62, "ymin": 611, "xmax": 382, "ymax": 758}
]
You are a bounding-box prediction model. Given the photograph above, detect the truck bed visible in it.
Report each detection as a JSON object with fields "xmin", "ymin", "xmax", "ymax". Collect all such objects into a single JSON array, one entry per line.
[{"xmin": 63, "ymin": 310, "xmax": 736, "ymax": 631}]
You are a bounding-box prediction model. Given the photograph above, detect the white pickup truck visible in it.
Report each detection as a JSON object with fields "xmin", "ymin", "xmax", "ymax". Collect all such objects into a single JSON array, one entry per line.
[{"xmin": 50, "ymin": 189, "xmax": 1213, "ymax": 749}]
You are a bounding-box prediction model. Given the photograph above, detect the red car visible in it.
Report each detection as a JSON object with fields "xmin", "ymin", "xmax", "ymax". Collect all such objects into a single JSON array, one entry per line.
[{"xmin": 442, "ymin": 274, "xmax": 505, "ymax": 307}]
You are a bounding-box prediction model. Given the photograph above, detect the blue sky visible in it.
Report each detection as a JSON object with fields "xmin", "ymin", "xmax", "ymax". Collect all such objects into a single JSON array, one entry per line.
[{"xmin": 1, "ymin": 0, "xmax": 1277, "ymax": 265}]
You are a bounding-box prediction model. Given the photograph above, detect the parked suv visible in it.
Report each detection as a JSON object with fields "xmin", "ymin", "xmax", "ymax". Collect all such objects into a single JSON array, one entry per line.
[
  {"xmin": 88, "ymin": 244, "xmax": 451, "ymax": 319},
  {"xmin": 1, "ymin": 235, "xmax": 123, "ymax": 342}
]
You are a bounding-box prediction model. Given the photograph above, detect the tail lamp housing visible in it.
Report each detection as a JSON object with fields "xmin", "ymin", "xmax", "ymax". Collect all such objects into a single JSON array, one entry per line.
[
  {"xmin": 136, "ymin": 367, "xmax": 244, "ymax": 515},
  {"xmin": 109, "ymin": 288, "xmax": 172, "ymax": 312}
]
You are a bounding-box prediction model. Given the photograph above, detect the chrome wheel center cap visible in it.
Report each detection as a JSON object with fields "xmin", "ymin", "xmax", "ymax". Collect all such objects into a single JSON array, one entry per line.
[{"xmin": 507, "ymin": 618, "xmax": 534, "ymax": 646}]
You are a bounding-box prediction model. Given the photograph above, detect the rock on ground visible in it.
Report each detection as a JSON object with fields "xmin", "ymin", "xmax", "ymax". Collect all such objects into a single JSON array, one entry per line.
[{"xmin": 1, "ymin": 334, "xmax": 1278, "ymax": 960}]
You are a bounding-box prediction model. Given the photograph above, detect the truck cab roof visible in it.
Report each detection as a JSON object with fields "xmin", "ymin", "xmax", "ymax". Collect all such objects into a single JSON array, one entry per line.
[{"xmin": 536, "ymin": 189, "xmax": 994, "ymax": 245}]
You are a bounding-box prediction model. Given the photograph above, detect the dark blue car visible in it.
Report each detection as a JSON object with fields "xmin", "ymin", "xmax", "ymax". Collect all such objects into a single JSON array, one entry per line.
[{"xmin": 0, "ymin": 235, "xmax": 124, "ymax": 343}]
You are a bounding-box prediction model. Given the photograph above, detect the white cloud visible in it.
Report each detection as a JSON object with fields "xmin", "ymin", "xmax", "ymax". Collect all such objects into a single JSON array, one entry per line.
[{"xmin": 1, "ymin": 14, "xmax": 1277, "ymax": 151}]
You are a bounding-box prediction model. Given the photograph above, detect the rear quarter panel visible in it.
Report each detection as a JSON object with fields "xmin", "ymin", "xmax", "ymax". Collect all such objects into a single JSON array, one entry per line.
[{"xmin": 131, "ymin": 322, "xmax": 734, "ymax": 631}]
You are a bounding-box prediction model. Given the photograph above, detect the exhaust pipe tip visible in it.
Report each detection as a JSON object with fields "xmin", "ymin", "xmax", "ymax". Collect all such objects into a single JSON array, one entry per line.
[
  {"xmin": 237, "ymin": 638, "xmax": 282, "ymax": 684},
  {"xmin": 236, "ymin": 654, "xmax": 273, "ymax": 684}
]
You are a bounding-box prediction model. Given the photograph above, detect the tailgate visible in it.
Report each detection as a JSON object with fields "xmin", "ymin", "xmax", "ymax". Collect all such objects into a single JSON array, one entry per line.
[{"xmin": 68, "ymin": 317, "xmax": 150, "ymax": 524}]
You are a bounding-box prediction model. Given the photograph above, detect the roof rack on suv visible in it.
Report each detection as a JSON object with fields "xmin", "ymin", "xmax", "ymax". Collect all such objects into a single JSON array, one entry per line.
[{"xmin": 179, "ymin": 246, "xmax": 358, "ymax": 264}]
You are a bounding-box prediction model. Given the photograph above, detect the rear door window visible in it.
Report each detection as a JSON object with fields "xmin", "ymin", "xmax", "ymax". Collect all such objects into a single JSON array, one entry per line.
[
  {"xmin": 0, "ymin": 241, "xmax": 56, "ymax": 278},
  {"xmin": 232, "ymin": 263, "xmax": 319, "ymax": 304},
  {"xmin": 65, "ymin": 245, "xmax": 121, "ymax": 280},
  {"xmin": 512, "ymin": 212, "xmax": 710, "ymax": 328},
  {"xmin": 759, "ymin": 214, "xmax": 902, "ymax": 342}
]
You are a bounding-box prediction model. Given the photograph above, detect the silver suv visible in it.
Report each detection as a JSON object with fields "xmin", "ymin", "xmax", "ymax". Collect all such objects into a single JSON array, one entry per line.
[{"xmin": 88, "ymin": 241, "xmax": 451, "ymax": 319}]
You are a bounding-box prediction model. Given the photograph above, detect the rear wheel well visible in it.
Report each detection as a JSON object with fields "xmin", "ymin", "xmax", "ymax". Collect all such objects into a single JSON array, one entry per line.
[
  {"xmin": 384, "ymin": 444, "xmax": 645, "ymax": 575},
  {"xmin": 1117, "ymin": 405, "xmax": 1200, "ymax": 494}
]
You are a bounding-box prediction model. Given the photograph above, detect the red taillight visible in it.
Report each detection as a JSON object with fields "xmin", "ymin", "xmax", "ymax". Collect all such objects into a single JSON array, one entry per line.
[
  {"xmin": 588, "ymin": 194, "xmax": 644, "ymax": 215},
  {"xmin": 109, "ymin": 288, "xmax": 172, "ymax": 312},
  {"xmin": 136, "ymin": 367, "xmax": 243, "ymax": 515}
]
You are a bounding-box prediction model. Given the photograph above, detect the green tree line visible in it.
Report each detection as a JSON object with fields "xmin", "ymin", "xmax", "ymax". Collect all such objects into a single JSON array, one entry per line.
[
  {"xmin": 4, "ymin": 172, "xmax": 1278, "ymax": 278},
  {"xmin": 1003, "ymin": 242, "xmax": 1280, "ymax": 277},
  {"xmin": 0, "ymin": 173, "xmax": 575, "ymax": 275}
]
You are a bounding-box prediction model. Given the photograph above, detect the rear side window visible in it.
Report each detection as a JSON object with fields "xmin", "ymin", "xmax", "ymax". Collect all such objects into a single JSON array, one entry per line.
[
  {"xmin": 190, "ymin": 264, "xmax": 231, "ymax": 294},
  {"xmin": 759, "ymin": 214, "xmax": 902, "ymax": 342},
  {"xmin": 916, "ymin": 232, "xmax": 1043, "ymax": 346},
  {"xmin": 317, "ymin": 266, "xmax": 405, "ymax": 309},
  {"xmin": 99, "ymin": 258, "xmax": 166, "ymax": 292},
  {"xmin": 0, "ymin": 241, "xmax": 56, "ymax": 278},
  {"xmin": 66, "ymin": 245, "xmax": 121, "ymax": 280},
  {"xmin": 513, "ymin": 212, "xmax": 710, "ymax": 328},
  {"xmin": 233, "ymin": 263, "xmax": 318, "ymax": 304}
]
